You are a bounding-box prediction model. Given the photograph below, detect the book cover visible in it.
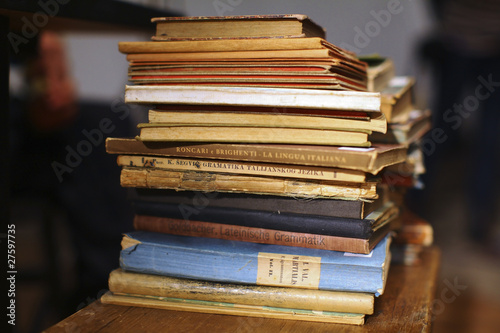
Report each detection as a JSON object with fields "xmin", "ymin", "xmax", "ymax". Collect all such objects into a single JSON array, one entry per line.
[
  {"xmin": 136, "ymin": 125, "xmax": 370, "ymax": 147},
  {"xmin": 130, "ymin": 189, "xmax": 383, "ymax": 220},
  {"xmin": 119, "ymin": 231, "xmax": 392, "ymax": 295},
  {"xmin": 131, "ymin": 200, "xmax": 397, "ymax": 240},
  {"xmin": 101, "ymin": 292, "xmax": 365, "ymax": 325},
  {"xmin": 116, "ymin": 155, "xmax": 368, "ymax": 182},
  {"xmin": 119, "ymin": 167, "xmax": 379, "ymax": 200},
  {"xmin": 124, "ymin": 85, "xmax": 381, "ymax": 113},
  {"xmin": 107, "ymin": 269, "xmax": 374, "ymax": 314},
  {"xmin": 145, "ymin": 110, "xmax": 387, "ymax": 133},
  {"xmin": 132, "ymin": 213, "xmax": 394, "ymax": 254},
  {"xmin": 105, "ymin": 138, "xmax": 408, "ymax": 174},
  {"xmin": 150, "ymin": 14, "xmax": 327, "ymax": 40}
]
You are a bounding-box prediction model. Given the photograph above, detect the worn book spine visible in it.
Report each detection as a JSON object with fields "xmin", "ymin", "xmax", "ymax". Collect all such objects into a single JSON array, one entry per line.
[
  {"xmin": 131, "ymin": 200, "xmax": 391, "ymax": 239},
  {"xmin": 108, "ymin": 269, "xmax": 374, "ymax": 314},
  {"xmin": 100, "ymin": 292, "xmax": 365, "ymax": 325},
  {"xmin": 106, "ymin": 138, "xmax": 407, "ymax": 173},
  {"xmin": 137, "ymin": 125, "xmax": 369, "ymax": 147},
  {"xmin": 120, "ymin": 167, "xmax": 379, "ymax": 200},
  {"xmin": 117, "ymin": 155, "xmax": 367, "ymax": 182},
  {"xmin": 131, "ymin": 189, "xmax": 380, "ymax": 219},
  {"xmin": 124, "ymin": 85, "xmax": 381, "ymax": 112},
  {"xmin": 120, "ymin": 231, "xmax": 391, "ymax": 294},
  {"xmin": 132, "ymin": 214, "xmax": 391, "ymax": 254},
  {"xmin": 146, "ymin": 110, "xmax": 386, "ymax": 133}
]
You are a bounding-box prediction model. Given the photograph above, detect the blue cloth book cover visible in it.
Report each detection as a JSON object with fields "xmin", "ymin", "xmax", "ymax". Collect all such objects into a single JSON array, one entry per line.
[{"xmin": 120, "ymin": 231, "xmax": 391, "ymax": 295}]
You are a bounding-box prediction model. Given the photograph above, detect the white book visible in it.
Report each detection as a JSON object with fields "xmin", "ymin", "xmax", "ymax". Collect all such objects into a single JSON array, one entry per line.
[{"xmin": 124, "ymin": 85, "xmax": 381, "ymax": 112}]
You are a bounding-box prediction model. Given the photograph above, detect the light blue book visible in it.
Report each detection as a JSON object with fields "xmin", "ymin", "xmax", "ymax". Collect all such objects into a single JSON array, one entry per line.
[{"xmin": 120, "ymin": 231, "xmax": 391, "ymax": 296}]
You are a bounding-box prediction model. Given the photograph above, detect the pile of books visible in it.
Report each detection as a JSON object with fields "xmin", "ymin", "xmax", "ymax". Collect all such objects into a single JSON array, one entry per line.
[{"xmin": 101, "ymin": 14, "xmax": 429, "ymax": 326}]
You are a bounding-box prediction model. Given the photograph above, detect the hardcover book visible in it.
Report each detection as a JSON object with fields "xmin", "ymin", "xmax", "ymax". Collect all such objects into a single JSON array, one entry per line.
[
  {"xmin": 116, "ymin": 155, "xmax": 368, "ymax": 182},
  {"xmin": 107, "ymin": 269, "xmax": 374, "ymax": 314},
  {"xmin": 130, "ymin": 189, "xmax": 383, "ymax": 220},
  {"xmin": 146, "ymin": 109, "xmax": 387, "ymax": 133},
  {"xmin": 124, "ymin": 85, "xmax": 381, "ymax": 113},
  {"xmin": 120, "ymin": 231, "xmax": 392, "ymax": 295},
  {"xmin": 150, "ymin": 14, "xmax": 327, "ymax": 40},
  {"xmin": 119, "ymin": 167, "xmax": 379, "ymax": 200},
  {"xmin": 101, "ymin": 292, "xmax": 365, "ymax": 325},
  {"xmin": 105, "ymin": 138, "xmax": 408, "ymax": 174},
  {"xmin": 131, "ymin": 200, "xmax": 397, "ymax": 241},
  {"xmin": 136, "ymin": 125, "xmax": 371, "ymax": 147}
]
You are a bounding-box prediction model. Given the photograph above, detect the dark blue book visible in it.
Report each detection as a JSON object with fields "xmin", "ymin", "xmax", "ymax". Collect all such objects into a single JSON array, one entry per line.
[
  {"xmin": 131, "ymin": 201, "xmax": 397, "ymax": 240},
  {"xmin": 120, "ymin": 231, "xmax": 391, "ymax": 295}
]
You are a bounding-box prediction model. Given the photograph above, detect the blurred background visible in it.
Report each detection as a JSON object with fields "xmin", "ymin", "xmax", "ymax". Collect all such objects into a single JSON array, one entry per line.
[{"xmin": 6, "ymin": 0, "xmax": 500, "ymax": 332}]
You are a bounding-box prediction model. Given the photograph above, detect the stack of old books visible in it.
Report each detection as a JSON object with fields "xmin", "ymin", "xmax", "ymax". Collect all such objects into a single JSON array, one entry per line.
[{"xmin": 101, "ymin": 14, "xmax": 411, "ymax": 326}]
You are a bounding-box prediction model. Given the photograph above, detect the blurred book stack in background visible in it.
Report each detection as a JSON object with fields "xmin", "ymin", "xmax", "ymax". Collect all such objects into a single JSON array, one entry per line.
[
  {"xmin": 100, "ymin": 14, "xmax": 431, "ymax": 325},
  {"xmin": 363, "ymin": 55, "xmax": 434, "ymax": 266}
]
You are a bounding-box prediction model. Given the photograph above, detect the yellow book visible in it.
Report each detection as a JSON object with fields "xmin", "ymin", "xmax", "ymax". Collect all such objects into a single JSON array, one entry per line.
[{"xmin": 107, "ymin": 269, "xmax": 374, "ymax": 314}]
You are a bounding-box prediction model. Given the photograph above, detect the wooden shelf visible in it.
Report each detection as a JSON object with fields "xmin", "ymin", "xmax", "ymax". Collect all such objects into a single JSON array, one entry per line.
[{"xmin": 44, "ymin": 247, "xmax": 441, "ymax": 333}]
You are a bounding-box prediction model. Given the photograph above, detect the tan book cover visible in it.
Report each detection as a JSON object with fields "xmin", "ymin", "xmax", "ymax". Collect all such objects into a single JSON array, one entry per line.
[
  {"xmin": 105, "ymin": 138, "xmax": 408, "ymax": 174},
  {"xmin": 119, "ymin": 167, "xmax": 379, "ymax": 200},
  {"xmin": 147, "ymin": 110, "xmax": 386, "ymax": 133},
  {"xmin": 101, "ymin": 292, "xmax": 365, "ymax": 325},
  {"xmin": 107, "ymin": 269, "xmax": 374, "ymax": 314},
  {"xmin": 116, "ymin": 155, "xmax": 367, "ymax": 182},
  {"xmin": 136, "ymin": 125, "xmax": 370, "ymax": 147}
]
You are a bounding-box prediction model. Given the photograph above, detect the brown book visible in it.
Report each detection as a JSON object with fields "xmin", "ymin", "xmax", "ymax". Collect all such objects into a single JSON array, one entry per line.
[
  {"xmin": 132, "ymin": 211, "xmax": 395, "ymax": 254},
  {"xmin": 119, "ymin": 167, "xmax": 379, "ymax": 200},
  {"xmin": 107, "ymin": 269, "xmax": 374, "ymax": 314},
  {"xmin": 116, "ymin": 155, "xmax": 368, "ymax": 183},
  {"xmin": 393, "ymin": 210, "xmax": 434, "ymax": 246},
  {"xmin": 150, "ymin": 14, "xmax": 326, "ymax": 40},
  {"xmin": 105, "ymin": 138, "xmax": 408, "ymax": 174}
]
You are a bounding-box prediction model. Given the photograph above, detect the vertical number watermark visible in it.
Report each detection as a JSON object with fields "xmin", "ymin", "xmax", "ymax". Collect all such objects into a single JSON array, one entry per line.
[{"xmin": 6, "ymin": 224, "xmax": 16, "ymax": 326}]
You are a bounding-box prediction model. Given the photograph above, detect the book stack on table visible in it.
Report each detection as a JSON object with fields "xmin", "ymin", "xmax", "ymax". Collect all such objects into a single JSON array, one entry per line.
[{"xmin": 102, "ymin": 14, "xmax": 416, "ymax": 326}]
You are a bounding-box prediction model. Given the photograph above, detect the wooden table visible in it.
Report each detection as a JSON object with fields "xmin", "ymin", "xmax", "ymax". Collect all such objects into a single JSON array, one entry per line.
[{"xmin": 45, "ymin": 247, "xmax": 441, "ymax": 332}]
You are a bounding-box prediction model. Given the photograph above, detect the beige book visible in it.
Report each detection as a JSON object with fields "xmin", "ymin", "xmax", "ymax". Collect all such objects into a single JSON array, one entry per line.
[
  {"xmin": 116, "ymin": 155, "xmax": 367, "ymax": 182},
  {"xmin": 101, "ymin": 292, "xmax": 365, "ymax": 325},
  {"xmin": 124, "ymin": 85, "xmax": 381, "ymax": 112},
  {"xmin": 147, "ymin": 110, "xmax": 387, "ymax": 133},
  {"xmin": 136, "ymin": 125, "xmax": 370, "ymax": 147},
  {"xmin": 107, "ymin": 269, "xmax": 374, "ymax": 314},
  {"xmin": 119, "ymin": 167, "xmax": 379, "ymax": 200}
]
